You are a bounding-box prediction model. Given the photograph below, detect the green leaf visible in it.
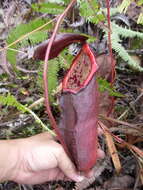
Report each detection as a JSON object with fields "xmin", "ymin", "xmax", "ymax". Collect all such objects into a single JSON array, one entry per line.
[
  {"xmin": 79, "ymin": 0, "xmax": 105, "ymax": 24},
  {"xmin": 48, "ymin": 59, "xmax": 59, "ymax": 102},
  {"xmin": 109, "ymin": 91, "xmax": 124, "ymax": 97},
  {"xmin": 31, "ymin": 2, "xmax": 65, "ymax": 14},
  {"xmin": 62, "ymin": 0, "xmax": 70, "ymax": 4},
  {"xmin": 87, "ymin": 36, "xmax": 96, "ymax": 43},
  {"xmin": 137, "ymin": 13, "xmax": 143, "ymax": 25},
  {"xmin": 118, "ymin": 0, "xmax": 132, "ymax": 13},
  {"xmin": 97, "ymin": 78, "xmax": 124, "ymax": 97},
  {"xmin": 0, "ymin": 93, "xmax": 55, "ymax": 134},
  {"xmin": 7, "ymin": 18, "xmax": 52, "ymax": 68},
  {"xmin": 103, "ymin": 22, "xmax": 143, "ymax": 72},
  {"xmin": 37, "ymin": 59, "xmax": 60, "ymax": 103},
  {"xmin": 137, "ymin": 0, "xmax": 143, "ymax": 6},
  {"xmin": 21, "ymin": 31, "xmax": 48, "ymax": 46},
  {"xmin": 7, "ymin": 18, "xmax": 51, "ymax": 46},
  {"xmin": 0, "ymin": 93, "xmax": 26, "ymax": 113}
]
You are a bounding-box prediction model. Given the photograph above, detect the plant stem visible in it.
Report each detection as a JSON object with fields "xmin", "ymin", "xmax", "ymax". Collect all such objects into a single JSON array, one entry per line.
[
  {"xmin": 43, "ymin": 0, "xmax": 77, "ymax": 156},
  {"xmin": 105, "ymin": 0, "xmax": 116, "ymax": 116}
]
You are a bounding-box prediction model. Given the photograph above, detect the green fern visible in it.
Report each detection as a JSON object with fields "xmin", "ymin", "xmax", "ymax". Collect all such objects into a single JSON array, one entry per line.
[
  {"xmin": 137, "ymin": 0, "xmax": 143, "ymax": 5},
  {"xmin": 0, "ymin": 93, "xmax": 55, "ymax": 134},
  {"xmin": 47, "ymin": 0, "xmax": 70, "ymax": 5},
  {"xmin": 58, "ymin": 48, "xmax": 74, "ymax": 69},
  {"xmin": 112, "ymin": 22, "xmax": 143, "ymax": 39},
  {"xmin": 102, "ymin": 8, "xmax": 120, "ymax": 17},
  {"xmin": 62, "ymin": 0, "xmax": 71, "ymax": 4},
  {"xmin": 0, "ymin": 93, "xmax": 26, "ymax": 112},
  {"xmin": 78, "ymin": 0, "xmax": 105, "ymax": 24},
  {"xmin": 37, "ymin": 59, "xmax": 60, "ymax": 103},
  {"xmin": 137, "ymin": 13, "xmax": 143, "ymax": 24},
  {"xmin": 21, "ymin": 31, "xmax": 48, "ymax": 47},
  {"xmin": 77, "ymin": 0, "xmax": 143, "ymax": 71},
  {"xmin": 118, "ymin": 0, "xmax": 143, "ymax": 25},
  {"xmin": 7, "ymin": 18, "xmax": 52, "ymax": 68},
  {"xmin": 112, "ymin": 37, "xmax": 143, "ymax": 71},
  {"xmin": 104, "ymin": 22, "xmax": 143, "ymax": 71},
  {"xmin": 48, "ymin": 59, "xmax": 60, "ymax": 102},
  {"xmin": 97, "ymin": 78, "xmax": 124, "ymax": 97},
  {"xmin": 31, "ymin": 2, "xmax": 65, "ymax": 14},
  {"xmin": 118, "ymin": 0, "xmax": 132, "ymax": 13}
]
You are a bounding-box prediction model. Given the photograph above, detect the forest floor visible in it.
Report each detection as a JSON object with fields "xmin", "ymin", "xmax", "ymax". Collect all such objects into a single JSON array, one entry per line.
[{"xmin": 0, "ymin": 0, "xmax": 143, "ymax": 190}]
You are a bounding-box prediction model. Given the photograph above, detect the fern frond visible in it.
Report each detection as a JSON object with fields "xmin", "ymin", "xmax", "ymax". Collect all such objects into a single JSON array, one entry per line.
[
  {"xmin": 79, "ymin": 0, "xmax": 105, "ymax": 24},
  {"xmin": 62, "ymin": 0, "xmax": 70, "ymax": 4},
  {"xmin": 0, "ymin": 93, "xmax": 55, "ymax": 134},
  {"xmin": 48, "ymin": 59, "xmax": 59, "ymax": 102},
  {"xmin": 112, "ymin": 22, "xmax": 143, "ymax": 39},
  {"xmin": 0, "ymin": 93, "xmax": 26, "ymax": 113},
  {"xmin": 7, "ymin": 18, "xmax": 52, "ymax": 67},
  {"xmin": 7, "ymin": 19, "xmax": 51, "ymax": 47},
  {"xmin": 59, "ymin": 49, "xmax": 74, "ymax": 69},
  {"xmin": 118, "ymin": 0, "xmax": 132, "ymax": 13},
  {"xmin": 48, "ymin": 0, "xmax": 70, "ymax": 4},
  {"xmin": 137, "ymin": 0, "xmax": 143, "ymax": 6},
  {"xmin": 31, "ymin": 2, "xmax": 65, "ymax": 14},
  {"xmin": 103, "ymin": 22, "xmax": 143, "ymax": 71},
  {"xmin": 97, "ymin": 78, "xmax": 124, "ymax": 97},
  {"xmin": 102, "ymin": 8, "xmax": 119, "ymax": 17},
  {"xmin": 111, "ymin": 35, "xmax": 143, "ymax": 71},
  {"xmin": 37, "ymin": 59, "xmax": 60, "ymax": 103},
  {"xmin": 137, "ymin": 13, "xmax": 143, "ymax": 25},
  {"xmin": 21, "ymin": 31, "xmax": 48, "ymax": 46}
]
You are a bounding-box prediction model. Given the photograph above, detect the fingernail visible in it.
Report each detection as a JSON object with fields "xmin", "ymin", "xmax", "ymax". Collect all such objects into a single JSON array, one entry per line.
[
  {"xmin": 72, "ymin": 175, "xmax": 85, "ymax": 182},
  {"xmin": 97, "ymin": 149, "xmax": 105, "ymax": 160}
]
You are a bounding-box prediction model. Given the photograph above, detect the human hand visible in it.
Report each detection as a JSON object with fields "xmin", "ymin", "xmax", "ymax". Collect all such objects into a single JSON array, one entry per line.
[
  {"xmin": 7, "ymin": 132, "xmax": 82, "ymax": 184},
  {"xmin": 1, "ymin": 131, "xmax": 104, "ymax": 185}
]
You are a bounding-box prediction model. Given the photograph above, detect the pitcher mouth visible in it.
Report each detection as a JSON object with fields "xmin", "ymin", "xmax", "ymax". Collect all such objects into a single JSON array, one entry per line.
[{"xmin": 62, "ymin": 43, "xmax": 98, "ymax": 94}]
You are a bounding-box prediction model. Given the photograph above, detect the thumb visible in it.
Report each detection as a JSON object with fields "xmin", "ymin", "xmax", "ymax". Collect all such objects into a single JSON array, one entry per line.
[{"xmin": 56, "ymin": 148, "xmax": 85, "ymax": 182}]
